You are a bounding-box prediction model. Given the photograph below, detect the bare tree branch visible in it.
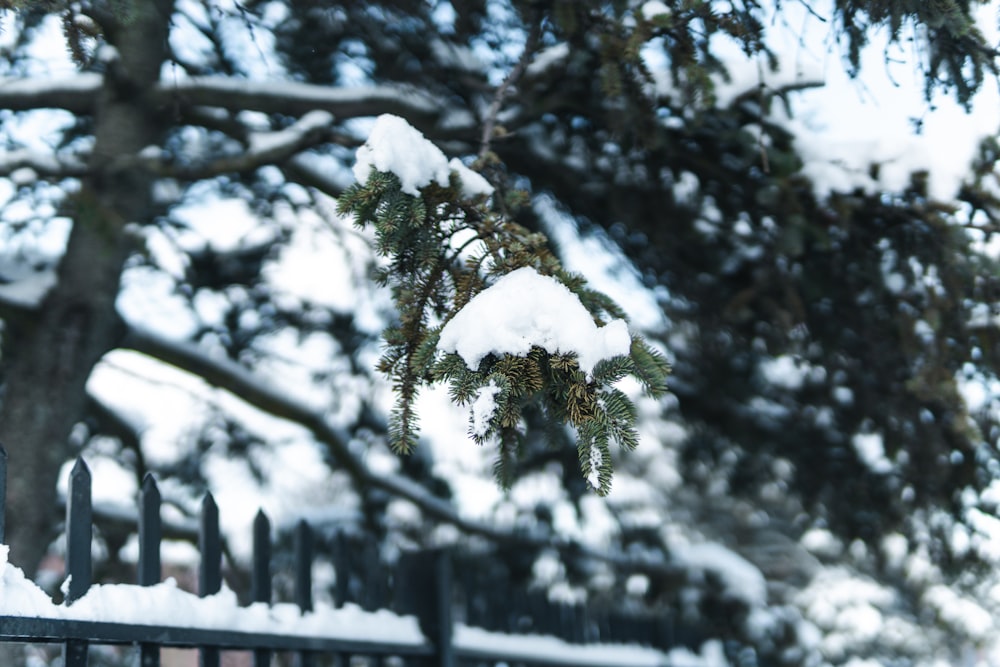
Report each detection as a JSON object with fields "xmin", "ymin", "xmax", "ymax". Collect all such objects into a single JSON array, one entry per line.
[
  {"xmin": 479, "ymin": 17, "xmax": 543, "ymax": 159},
  {"xmin": 118, "ymin": 326, "xmax": 684, "ymax": 578},
  {"xmin": 147, "ymin": 110, "xmax": 338, "ymax": 180},
  {"xmin": 120, "ymin": 325, "xmax": 369, "ymax": 484},
  {"xmin": 281, "ymin": 154, "xmax": 352, "ymax": 199}
]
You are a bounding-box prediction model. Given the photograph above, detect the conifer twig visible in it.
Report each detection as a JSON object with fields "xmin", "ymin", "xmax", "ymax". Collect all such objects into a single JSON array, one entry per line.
[{"xmin": 478, "ymin": 17, "xmax": 544, "ymax": 159}]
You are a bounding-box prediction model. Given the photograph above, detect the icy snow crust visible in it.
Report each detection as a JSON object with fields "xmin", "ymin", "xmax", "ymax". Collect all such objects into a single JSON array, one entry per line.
[
  {"xmin": 437, "ymin": 267, "xmax": 632, "ymax": 376},
  {"xmin": 0, "ymin": 545, "xmax": 672, "ymax": 665},
  {"xmin": 0, "ymin": 546, "xmax": 423, "ymax": 644}
]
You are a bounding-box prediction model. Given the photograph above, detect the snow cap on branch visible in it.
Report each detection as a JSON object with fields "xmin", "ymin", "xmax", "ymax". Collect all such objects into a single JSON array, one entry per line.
[
  {"xmin": 352, "ymin": 114, "xmax": 492, "ymax": 197},
  {"xmin": 438, "ymin": 267, "xmax": 631, "ymax": 376}
]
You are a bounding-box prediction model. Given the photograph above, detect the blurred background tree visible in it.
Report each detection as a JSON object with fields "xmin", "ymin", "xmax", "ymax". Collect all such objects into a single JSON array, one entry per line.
[{"xmin": 0, "ymin": 0, "xmax": 998, "ymax": 664}]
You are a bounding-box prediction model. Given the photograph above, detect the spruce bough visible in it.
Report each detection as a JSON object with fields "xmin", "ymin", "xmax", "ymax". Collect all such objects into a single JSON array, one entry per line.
[{"xmin": 338, "ymin": 123, "xmax": 669, "ymax": 495}]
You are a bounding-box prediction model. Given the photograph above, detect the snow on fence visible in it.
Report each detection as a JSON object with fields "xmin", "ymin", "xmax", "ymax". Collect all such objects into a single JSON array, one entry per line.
[{"xmin": 0, "ymin": 448, "xmax": 675, "ymax": 666}]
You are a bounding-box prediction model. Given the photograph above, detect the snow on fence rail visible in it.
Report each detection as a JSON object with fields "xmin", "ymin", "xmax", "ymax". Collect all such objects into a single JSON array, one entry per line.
[{"xmin": 0, "ymin": 448, "xmax": 674, "ymax": 666}]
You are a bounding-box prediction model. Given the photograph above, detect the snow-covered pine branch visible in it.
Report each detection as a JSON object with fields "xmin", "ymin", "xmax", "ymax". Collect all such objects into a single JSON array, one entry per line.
[{"xmin": 339, "ymin": 114, "xmax": 670, "ymax": 495}]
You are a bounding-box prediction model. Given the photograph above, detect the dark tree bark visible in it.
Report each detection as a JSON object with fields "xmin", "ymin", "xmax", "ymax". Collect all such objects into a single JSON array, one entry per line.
[{"xmin": 0, "ymin": 0, "xmax": 174, "ymax": 577}]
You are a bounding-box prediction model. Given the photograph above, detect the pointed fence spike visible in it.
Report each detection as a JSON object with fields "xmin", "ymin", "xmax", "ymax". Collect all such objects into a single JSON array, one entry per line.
[
  {"xmin": 294, "ymin": 521, "xmax": 316, "ymax": 667},
  {"xmin": 252, "ymin": 510, "xmax": 271, "ymax": 604},
  {"xmin": 333, "ymin": 531, "xmax": 349, "ymax": 607},
  {"xmin": 65, "ymin": 457, "xmax": 92, "ymax": 605},
  {"xmin": 295, "ymin": 519, "xmax": 313, "ymax": 613},
  {"xmin": 141, "ymin": 472, "xmax": 159, "ymax": 492},
  {"xmin": 63, "ymin": 457, "xmax": 92, "ymax": 667},
  {"xmin": 199, "ymin": 493, "xmax": 221, "ymax": 597},
  {"xmin": 252, "ymin": 510, "xmax": 272, "ymax": 667},
  {"xmin": 138, "ymin": 473, "xmax": 162, "ymax": 667},
  {"xmin": 199, "ymin": 493, "xmax": 221, "ymax": 667},
  {"xmin": 138, "ymin": 474, "xmax": 161, "ymax": 587},
  {"xmin": 0, "ymin": 443, "xmax": 7, "ymax": 544}
]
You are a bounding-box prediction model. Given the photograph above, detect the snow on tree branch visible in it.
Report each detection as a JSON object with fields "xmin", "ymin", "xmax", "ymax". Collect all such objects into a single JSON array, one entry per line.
[
  {"xmin": 437, "ymin": 267, "xmax": 631, "ymax": 377},
  {"xmin": 338, "ymin": 114, "xmax": 669, "ymax": 495},
  {"xmin": 0, "ymin": 74, "xmax": 460, "ymax": 137},
  {"xmin": 0, "ymin": 74, "xmax": 101, "ymax": 112},
  {"xmin": 146, "ymin": 110, "xmax": 337, "ymax": 180},
  {"xmin": 158, "ymin": 78, "xmax": 447, "ymax": 128},
  {"xmin": 0, "ymin": 149, "xmax": 88, "ymax": 179},
  {"xmin": 352, "ymin": 114, "xmax": 492, "ymax": 198}
]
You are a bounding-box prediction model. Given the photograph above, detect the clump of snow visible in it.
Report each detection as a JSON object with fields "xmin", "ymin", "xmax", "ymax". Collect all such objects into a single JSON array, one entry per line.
[
  {"xmin": 800, "ymin": 528, "xmax": 844, "ymax": 559},
  {"xmin": 586, "ymin": 446, "xmax": 604, "ymax": 491},
  {"xmin": 881, "ymin": 533, "xmax": 909, "ymax": 570},
  {"xmin": 470, "ymin": 379, "xmax": 501, "ymax": 437},
  {"xmin": 437, "ymin": 267, "xmax": 631, "ymax": 376},
  {"xmin": 353, "ymin": 114, "xmax": 450, "ymax": 196},
  {"xmin": 759, "ymin": 355, "xmax": 808, "ymax": 390},
  {"xmin": 665, "ymin": 640, "xmax": 729, "ymax": 667},
  {"xmin": 454, "ymin": 624, "xmax": 668, "ymax": 666},
  {"xmin": 353, "ymin": 114, "xmax": 492, "ymax": 198},
  {"xmin": 795, "ymin": 567, "xmax": 899, "ymax": 660},
  {"xmin": 0, "ymin": 269, "xmax": 58, "ymax": 307},
  {"xmin": 0, "ymin": 545, "xmax": 424, "ymax": 645},
  {"xmin": 671, "ymin": 542, "xmax": 767, "ymax": 606},
  {"xmin": 923, "ymin": 585, "xmax": 993, "ymax": 639},
  {"xmin": 851, "ymin": 432, "xmax": 893, "ymax": 474},
  {"xmin": 641, "ymin": 1, "xmax": 670, "ymax": 20},
  {"xmin": 526, "ymin": 43, "xmax": 570, "ymax": 76},
  {"xmin": 0, "ymin": 546, "xmax": 61, "ymax": 618},
  {"xmin": 448, "ymin": 157, "xmax": 494, "ymax": 198}
]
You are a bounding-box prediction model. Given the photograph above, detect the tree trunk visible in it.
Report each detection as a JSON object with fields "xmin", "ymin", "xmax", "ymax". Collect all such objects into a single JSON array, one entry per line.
[{"xmin": 0, "ymin": 0, "xmax": 173, "ymax": 578}]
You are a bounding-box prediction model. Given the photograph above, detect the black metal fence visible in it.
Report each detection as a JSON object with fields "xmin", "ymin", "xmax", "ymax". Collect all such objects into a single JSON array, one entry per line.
[{"xmin": 0, "ymin": 449, "xmax": 676, "ymax": 667}]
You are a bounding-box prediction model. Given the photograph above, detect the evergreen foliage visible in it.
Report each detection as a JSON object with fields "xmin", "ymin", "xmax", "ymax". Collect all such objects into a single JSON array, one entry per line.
[{"xmin": 338, "ymin": 162, "xmax": 669, "ymax": 494}]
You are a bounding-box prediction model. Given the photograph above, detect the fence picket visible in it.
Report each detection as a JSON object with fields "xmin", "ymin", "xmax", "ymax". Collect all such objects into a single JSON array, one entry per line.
[
  {"xmin": 0, "ymin": 444, "xmax": 6, "ymax": 544},
  {"xmin": 138, "ymin": 474, "xmax": 162, "ymax": 667},
  {"xmin": 252, "ymin": 510, "xmax": 272, "ymax": 667},
  {"xmin": 332, "ymin": 532, "xmax": 351, "ymax": 667},
  {"xmin": 294, "ymin": 520, "xmax": 315, "ymax": 667},
  {"xmin": 0, "ymin": 454, "xmax": 678, "ymax": 667},
  {"xmin": 398, "ymin": 549, "xmax": 454, "ymax": 667},
  {"xmin": 199, "ymin": 493, "xmax": 222, "ymax": 667},
  {"xmin": 64, "ymin": 458, "xmax": 92, "ymax": 667}
]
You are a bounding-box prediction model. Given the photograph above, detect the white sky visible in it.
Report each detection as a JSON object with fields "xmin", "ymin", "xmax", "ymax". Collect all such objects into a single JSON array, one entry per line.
[{"xmin": 744, "ymin": 0, "xmax": 1000, "ymax": 200}]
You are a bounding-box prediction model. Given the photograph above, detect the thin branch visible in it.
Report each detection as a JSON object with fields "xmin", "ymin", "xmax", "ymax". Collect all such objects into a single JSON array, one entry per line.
[
  {"xmin": 479, "ymin": 19, "xmax": 544, "ymax": 159},
  {"xmin": 147, "ymin": 110, "xmax": 337, "ymax": 180},
  {"xmin": 120, "ymin": 325, "xmax": 369, "ymax": 485},
  {"xmin": 281, "ymin": 154, "xmax": 352, "ymax": 200}
]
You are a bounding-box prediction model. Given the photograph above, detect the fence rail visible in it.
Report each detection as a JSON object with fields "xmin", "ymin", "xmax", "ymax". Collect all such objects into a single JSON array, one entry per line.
[{"xmin": 0, "ymin": 448, "xmax": 675, "ymax": 667}]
